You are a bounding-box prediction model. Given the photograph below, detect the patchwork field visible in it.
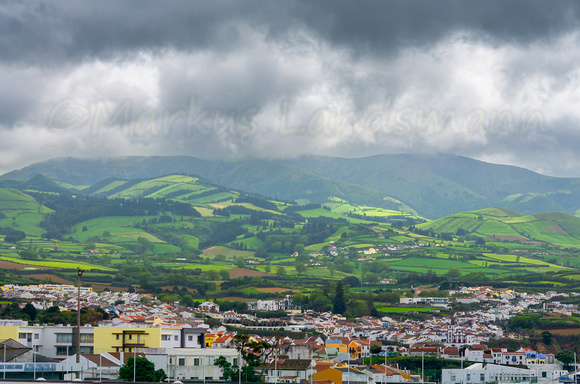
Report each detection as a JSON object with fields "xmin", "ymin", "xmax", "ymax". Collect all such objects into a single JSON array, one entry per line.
[
  {"xmin": 0, "ymin": 256, "xmax": 114, "ymax": 271},
  {"xmin": 256, "ymin": 287, "xmax": 300, "ymax": 293}
]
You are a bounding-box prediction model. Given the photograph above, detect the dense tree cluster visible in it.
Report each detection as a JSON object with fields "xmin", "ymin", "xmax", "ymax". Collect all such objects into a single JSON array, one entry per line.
[
  {"xmin": 34, "ymin": 194, "xmax": 200, "ymax": 239},
  {"xmin": 0, "ymin": 227, "xmax": 26, "ymax": 243}
]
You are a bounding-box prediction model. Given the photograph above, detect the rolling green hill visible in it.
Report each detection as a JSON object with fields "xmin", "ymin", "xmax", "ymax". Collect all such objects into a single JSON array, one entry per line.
[
  {"xmin": 4, "ymin": 154, "xmax": 580, "ymax": 219},
  {"xmin": 0, "ymin": 187, "xmax": 50, "ymax": 236},
  {"xmin": 418, "ymin": 208, "xmax": 580, "ymax": 246},
  {"xmin": 0, "ymin": 174, "xmax": 73, "ymax": 195},
  {"xmin": 0, "ymin": 178, "xmax": 579, "ymax": 293}
]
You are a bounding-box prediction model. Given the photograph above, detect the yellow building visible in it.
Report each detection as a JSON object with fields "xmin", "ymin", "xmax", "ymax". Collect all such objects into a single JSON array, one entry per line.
[
  {"xmin": 94, "ymin": 327, "xmax": 162, "ymax": 353},
  {"xmin": 0, "ymin": 326, "xmax": 19, "ymax": 342},
  {"xmin": 205, "ymin": 333, "xmax": 217, "ymax": 348},
  {"xmin": 347, "ymin": 340, "xmax": 371, "ymax": 359},
  {"xmin": 313, "ymin": 367, "xmax": 344, "ymax": 384},
  {"xmin": 325, "ymin": 337, "xmax": 349, "ymax": 354}
]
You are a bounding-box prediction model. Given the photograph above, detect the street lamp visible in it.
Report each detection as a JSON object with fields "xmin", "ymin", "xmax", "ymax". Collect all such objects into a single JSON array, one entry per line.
[{"xmin": 76, "ymin": 268, "xmax": 85, "ymax": 376}]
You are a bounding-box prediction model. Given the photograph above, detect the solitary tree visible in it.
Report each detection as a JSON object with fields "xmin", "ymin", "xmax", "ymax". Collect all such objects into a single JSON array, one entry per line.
[
  {"xmin": 233, "ymin": 334, "xmax": 281, "ymax": 381},
  {"xmin": 446, "ymin": 268, "xmax": 462, "ymax": 281},
  {"xmin": 219, "ymin": 269, "xmax": 231, "ymax": 280},
  {"xmin": 370, "ymin": 344, "xmax": 382, "ymax": 355},
  {"xmin": 556, "ymin": 350, "xmax": 574, "ymax": 370},
  {"xmin": 295, "ymin": 262, "xmax": 307, "ymax": 275},
  {"xmin": 119, "ymin": 356, "xmax": 166, "ymax": 382},
  {"xmin": 180, "ymin": 294, "xmax": 195, "ymax": 307},
  {"xmin": 214, "ymin": 356, "xmax": 239, "ymax": 382},
  {"xmin": 541, "ymin": 331, "xmax": 552, "ymax": 345},
  {"xmin": 22, "ymin": 303, "xmax": 37, "ymax": 321},
  {"xmin": 333, "ymin": 281, "xmax": 346, "ymax": 314}
]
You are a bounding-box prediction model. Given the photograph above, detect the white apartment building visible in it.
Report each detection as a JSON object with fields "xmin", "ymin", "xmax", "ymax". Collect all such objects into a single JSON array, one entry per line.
[
  {"xmin": 145, "ymin": 348, "xmax": 241, "ymax": 382},
  {"xmin": 443, "ymin": 363, "xmax": 568, "ymax": 384}
]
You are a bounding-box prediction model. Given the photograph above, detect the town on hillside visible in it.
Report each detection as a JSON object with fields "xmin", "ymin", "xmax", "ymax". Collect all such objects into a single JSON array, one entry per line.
[{"xmin": 0, "ymin": 283, "xmax": 578, "ymax": 383}]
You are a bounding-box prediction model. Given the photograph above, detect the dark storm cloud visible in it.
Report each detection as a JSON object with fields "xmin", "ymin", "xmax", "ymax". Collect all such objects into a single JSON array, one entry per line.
[
  {"xmin": 2, "ymin": 1, "xmax": 579, "ymax": 65},
  {"xmin": 1, "ymin": 1, "xmax": 580, "ymax": 176}
]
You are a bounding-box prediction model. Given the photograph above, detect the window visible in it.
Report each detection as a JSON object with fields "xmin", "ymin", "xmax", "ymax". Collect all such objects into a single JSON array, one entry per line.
[
  {"xmin": 174, "ymin": 335, "xmax": 179, "ymax": 341},
  {"xmin": 129, "ymin": 335, "xmax": 132, "ymax": 340},
  {"xmin": 480, "ymin": 374, "xmax": 485, "ymax": 381},
  {"xmin": 194, "ymin": 358, "xmax": 200, "ymax": 366},
  {"xmin": 116, "ymin": 335, "xmax": 120, "ymax": 340},
  {"xmin": 162, "ymin": 335, "xmax": 171, "ymax": 341},
  {"xmin": 80, "ymin": 346, "xmax": 94, "ymax": 354},
  {"xmin": 188, "ymin": 335, "xmax": 193, "ymax": 341},
  {"xmin": 542, "ymin": 372, "xmax": 547, "ymax": 378},
  {"xmin": 80, "ymin": 334, "xmax": 94, "ymax": 343},
  {"xmin": 178, "ymin": 358, "xmax": 186, "ymax": 366},
  {"xmin": 34, "ymin": 334, "xmax": 39, "ymax": 340},
  {"xmin": 56, "ymin": 347, "xmax": 72, "ymax": 356},
  {"xmin": 56, "ymin": 334, "xmax": 73, "ymax": 343},
  {"xmin": 233, "ymin": 358, "xmax": 238, "ymax": 366}
]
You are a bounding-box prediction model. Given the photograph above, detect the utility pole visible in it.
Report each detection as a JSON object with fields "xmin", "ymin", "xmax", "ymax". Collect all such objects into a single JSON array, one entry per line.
[
  {"xmin": 384, "ymin": 347, "xmax": 387, "ymax": 384},
  {"xmin": 76, "ymin": 268, "xmax": 85, "ymax": 378},
  {"xmin": 347, "ymin": 353, "xmax": 350, "ymax": 384},
  {"xmin": 133, "ymin": 348, "xmax": 136, "ymax": 382},
  {"xmin": 421, "ymin": 352, "xmax": 424, "ymax": 384}
]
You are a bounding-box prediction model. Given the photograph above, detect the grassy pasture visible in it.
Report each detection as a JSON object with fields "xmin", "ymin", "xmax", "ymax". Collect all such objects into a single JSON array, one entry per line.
[
  {"xmin": 389, "ymin": 257, "xmax": 476, "ymax": 270},
  {"xmin": 0, "ymin": 212, "xmax": 46, "ymax": 236},
  {"xmin": 0, "ymin": 256, "xmax": 114, "ymax": 271},
  {"xmin": 229, "ymin": 236, "xmax": 264, "ymax": 250},
  {"xmin": 191, "ymin": 206, "xmax": 215, "ymax": 217},
  {"xmin": 202, "ymin": 246, "xmax": 255, "ymax": 259},
  {"xmin": 190, "ymin": 192, "xmax": 237, "ymax": 203},
  {"xmin": 305, "ymin": 243, "xmax": 326, "ymax": 252},
  {"xmin": 71, "ymin": 217, "xmax": 165, "ymax": 242},
  {"xmin": 482, "ymin": 253, "xmax": 551, "ymax": 265},
  {"xmin": 375, "ymin": 306, "xmax": 437, "ymax": 313},
  {"xmin": 297, "ymin": 208, "xmax": 370, "ymax": 224},
  {"xmin": 474, "ymin": 220, "xmax": 520, "ymax": 236},
  {"xmin": 390, "ymin": 235, "xmax": 415, "ymax": 242},
  {"xmin": 152, "ymin": 243, "xmax": 183, "ymax": 253},
  {"xmin": 211, "ymin": 202, "xmax": 281, "ymax": 215},
  {"xmin": 92, "ymin": 180, "xmax": 127, "ymax": 195},
  {"xmin": 175, "ymin": 263, "xmax": 234, "ymax": 272},
  {"xmin": 418, "ymin": 213, "xmax": 482, "ymax": 233}
]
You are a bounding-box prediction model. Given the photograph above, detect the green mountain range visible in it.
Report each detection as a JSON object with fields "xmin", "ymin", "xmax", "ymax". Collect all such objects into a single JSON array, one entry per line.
[{"xmin": 2, "ymin": 154, "xmax": 580, "ymax": 219}]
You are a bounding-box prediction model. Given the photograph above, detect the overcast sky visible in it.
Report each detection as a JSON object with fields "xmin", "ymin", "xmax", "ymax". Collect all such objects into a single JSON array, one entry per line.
[{"xmin": 2, "ymin": 1, "xmax": 580, "ymax": 176}]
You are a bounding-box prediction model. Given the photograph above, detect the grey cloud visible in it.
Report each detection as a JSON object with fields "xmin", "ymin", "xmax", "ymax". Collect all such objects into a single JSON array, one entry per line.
[{"xmin": 2, "ymin": 1, "xmax": 580, "ymax": 65}]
